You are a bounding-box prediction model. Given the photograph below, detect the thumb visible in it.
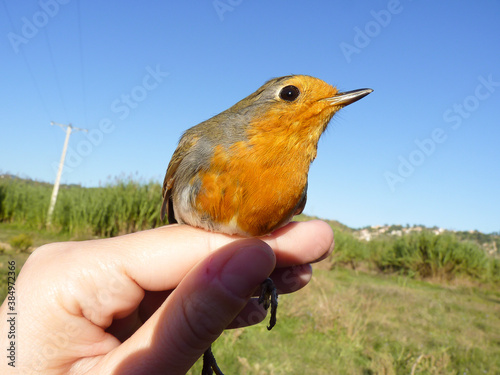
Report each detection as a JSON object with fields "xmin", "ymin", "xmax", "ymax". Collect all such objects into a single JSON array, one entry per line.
[{"xmin": 100, "ymin": 238, "xmax": 276, "ymax": 375}]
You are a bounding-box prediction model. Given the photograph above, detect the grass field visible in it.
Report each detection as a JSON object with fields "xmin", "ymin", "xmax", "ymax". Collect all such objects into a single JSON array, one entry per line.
[
  {"xmin": 1, "ymin": 177, "xmax": 500, "ymax": 373},
  {"xmin": 0, "ymin": 176, "xmax": 161, "ymax": 237},
  {"xmin": 187, "ymin": 268, "xmax": 500, "ymax": 375}
]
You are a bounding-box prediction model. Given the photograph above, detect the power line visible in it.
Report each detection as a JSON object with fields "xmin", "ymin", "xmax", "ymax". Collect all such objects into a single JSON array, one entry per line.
[
  {"xmin": 43, "ymin": 27, "xmax": 69, "ymax": 120},
  {"xmin": 1, "ymin": 0, "xmax": 53, "ymax": 120},
  {"xmin": 76, "ymin": 0, "xmax": 88, "ymax": 127}
]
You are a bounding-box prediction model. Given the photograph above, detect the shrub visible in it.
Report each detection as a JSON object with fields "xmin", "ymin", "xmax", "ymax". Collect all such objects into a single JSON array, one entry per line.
[
  {"xmin": 330, "ymin": 230, "xmax": 369, "ymax": 269},
  {"xmin": 9, "ymin": 233, "xmax": 33, "ymax": 253},
  {"xmin": 374, "ymin": 232, "xmax": 491, "ymax": 280}
]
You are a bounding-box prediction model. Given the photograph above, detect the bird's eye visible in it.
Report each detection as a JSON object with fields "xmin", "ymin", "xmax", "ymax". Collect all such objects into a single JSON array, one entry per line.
[{"xmin": 279, "ymin": 85, "xmax": 300, "ymax": 102}]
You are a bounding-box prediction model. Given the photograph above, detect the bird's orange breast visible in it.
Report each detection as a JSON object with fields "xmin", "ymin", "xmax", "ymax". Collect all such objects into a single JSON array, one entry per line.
[{"xmin": 194, "ymin": 137, "xmax": 309, "ymax": 236}]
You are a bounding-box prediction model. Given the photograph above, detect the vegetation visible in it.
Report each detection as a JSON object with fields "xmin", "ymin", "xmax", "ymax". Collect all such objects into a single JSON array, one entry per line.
[
  {"xmin": 328, "ymin": 229, "xmax": 500, "ymax": 284},
  {"xmin": 8, "ymin": 233, "xmax": 33, "ymax": 253},
  {"xmin": 0, "ymin": 175, "xmax": 161, "ymax": 237},
  {"xmin": 376, "ymin": 232, "xmax": 500, "ymax": 282},
  {"xmin": 187, "ymin": 269, "xmax": 500, "ymax": 374}
]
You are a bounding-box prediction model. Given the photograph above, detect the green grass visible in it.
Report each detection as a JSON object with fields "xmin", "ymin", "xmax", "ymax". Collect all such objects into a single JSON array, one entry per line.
[
  {"xmin": 0, "ymin": 222, "xmax": 83, "ymax": 246},
  {"xmin": 188, "ymin": 268, "xmax": 500, "ymax": 375},
  {"xmin": 328, "ymin": 229, "xmax": 500, "ymax": 284},
  {"xmin": 0, "ymin": 176, "xmax": 161, "ymax": 237}
]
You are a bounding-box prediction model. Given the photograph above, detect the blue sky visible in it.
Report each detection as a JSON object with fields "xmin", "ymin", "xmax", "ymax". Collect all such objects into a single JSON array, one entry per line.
[{"xmin": 1, "ymin": 1, "xmax": 499, "ymax": 233}]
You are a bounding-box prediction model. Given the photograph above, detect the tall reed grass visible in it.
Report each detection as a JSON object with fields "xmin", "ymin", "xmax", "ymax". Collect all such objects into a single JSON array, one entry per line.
[{"xmin": 0, "ymin": 177, "xmax": 161, "ymax": 237}]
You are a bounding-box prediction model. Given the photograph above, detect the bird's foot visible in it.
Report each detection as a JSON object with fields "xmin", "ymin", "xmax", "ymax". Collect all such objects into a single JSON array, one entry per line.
[
  {"xmin": 258, "ymin": 277, "xmax": 278, "ymax": 330},
  {"xmin": 202, "ymin": 346, "xmax": 224, "ymax": 375}
]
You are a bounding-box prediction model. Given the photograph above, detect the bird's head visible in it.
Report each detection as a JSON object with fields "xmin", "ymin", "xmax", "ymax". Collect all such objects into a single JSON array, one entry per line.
[{"xmin": 228, "ymin": 75, "xmax": 372, "ymax": 160}]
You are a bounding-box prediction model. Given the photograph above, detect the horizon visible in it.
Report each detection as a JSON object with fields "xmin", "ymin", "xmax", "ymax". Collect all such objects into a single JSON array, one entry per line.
[{"xmin": 1, "ymin": 173, "xmax": 498, "ymax": 236}]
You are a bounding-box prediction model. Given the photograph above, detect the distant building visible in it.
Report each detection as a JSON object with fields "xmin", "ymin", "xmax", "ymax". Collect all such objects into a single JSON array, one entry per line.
[{"xmin": 359, "ymin": 229, "xmax": 372, "ymax": 241}]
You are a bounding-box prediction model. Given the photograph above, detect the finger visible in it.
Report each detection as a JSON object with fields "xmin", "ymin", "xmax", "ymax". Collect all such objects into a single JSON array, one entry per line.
[
  {"xmin": 114, "ymin": 265, "xmax": 313, "ymax": 337},
  {"xmin": 226, "ymin": 299, "xmax": 267, "ymax": 329},
  {"xmin": 132, "ymin": 265, "xmax": 313, "ymax": 332},
  {"xmin": 137, "ymin": 263, "xmax": 313, "ymax": 307},
  {"xmin": 106, "ymin": 290, "xmax": 174, "ymax": 340},
  {"xmin": 263, "ymin": 220, "xmax": 334, "ymax": 266},
  {"xmin": 99, "ymin": 238, "xmax": 275, "ymax": 375},
  {"xmin": 269, "ymin": 263, "xmax": 313, "ymax": 294},
  {"xmin": 77, "ymin": 220, "xmax": 333, "ymax": 293},
  {"xmin": 138, "ymin": 290, "xmax": 173, "ymax": 323}
]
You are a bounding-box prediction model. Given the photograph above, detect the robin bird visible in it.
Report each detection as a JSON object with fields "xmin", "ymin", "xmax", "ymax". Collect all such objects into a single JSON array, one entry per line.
[{"xmin": 161, "ymin": 75, "xmax": 372, "ymax": 374}]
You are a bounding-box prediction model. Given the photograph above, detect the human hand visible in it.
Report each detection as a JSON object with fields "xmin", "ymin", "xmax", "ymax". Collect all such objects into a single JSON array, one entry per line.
[{"xmin": 0, "ymin": 220, "xmax": 333, "ymax": 374}]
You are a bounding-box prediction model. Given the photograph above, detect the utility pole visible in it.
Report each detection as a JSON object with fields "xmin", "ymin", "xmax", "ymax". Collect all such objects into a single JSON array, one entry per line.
[{"xmin": 47, "ymin": 122, "xmax": 88, "ymax": 226}]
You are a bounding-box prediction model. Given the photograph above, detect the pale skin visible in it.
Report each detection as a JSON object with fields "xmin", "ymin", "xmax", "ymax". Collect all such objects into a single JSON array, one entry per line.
[{"xmin": 0, "ymin": 220, "xmax": 333, "ymax": 374}]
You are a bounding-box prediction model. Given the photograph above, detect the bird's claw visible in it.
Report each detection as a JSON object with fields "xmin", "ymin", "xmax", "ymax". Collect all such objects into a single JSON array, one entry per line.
[
  {"xmin": 202, "ymin": 346, "xmax": 224, "ymax": 375},
  {"xmin": 258, "ymin": 277, "xmax": 278, "ymax": 330}
]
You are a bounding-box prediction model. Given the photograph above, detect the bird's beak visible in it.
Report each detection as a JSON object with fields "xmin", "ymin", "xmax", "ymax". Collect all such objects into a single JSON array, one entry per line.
[{"xmin": 324, "ymin": 88, "xmax": 373, "ymax": 107}]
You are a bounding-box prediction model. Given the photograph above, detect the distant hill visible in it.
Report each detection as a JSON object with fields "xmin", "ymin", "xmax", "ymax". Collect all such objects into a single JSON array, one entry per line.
[
  {"xmin": 353, "ymin": 224, "xmax": 498, "ymax": 256},
  {"xmin": 295, "ymin": 214, "xmax": 354, "ymax": 233},
  {"xmin": 0, "ymin": 174, "xmax": 80, "ymax": 189}
]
